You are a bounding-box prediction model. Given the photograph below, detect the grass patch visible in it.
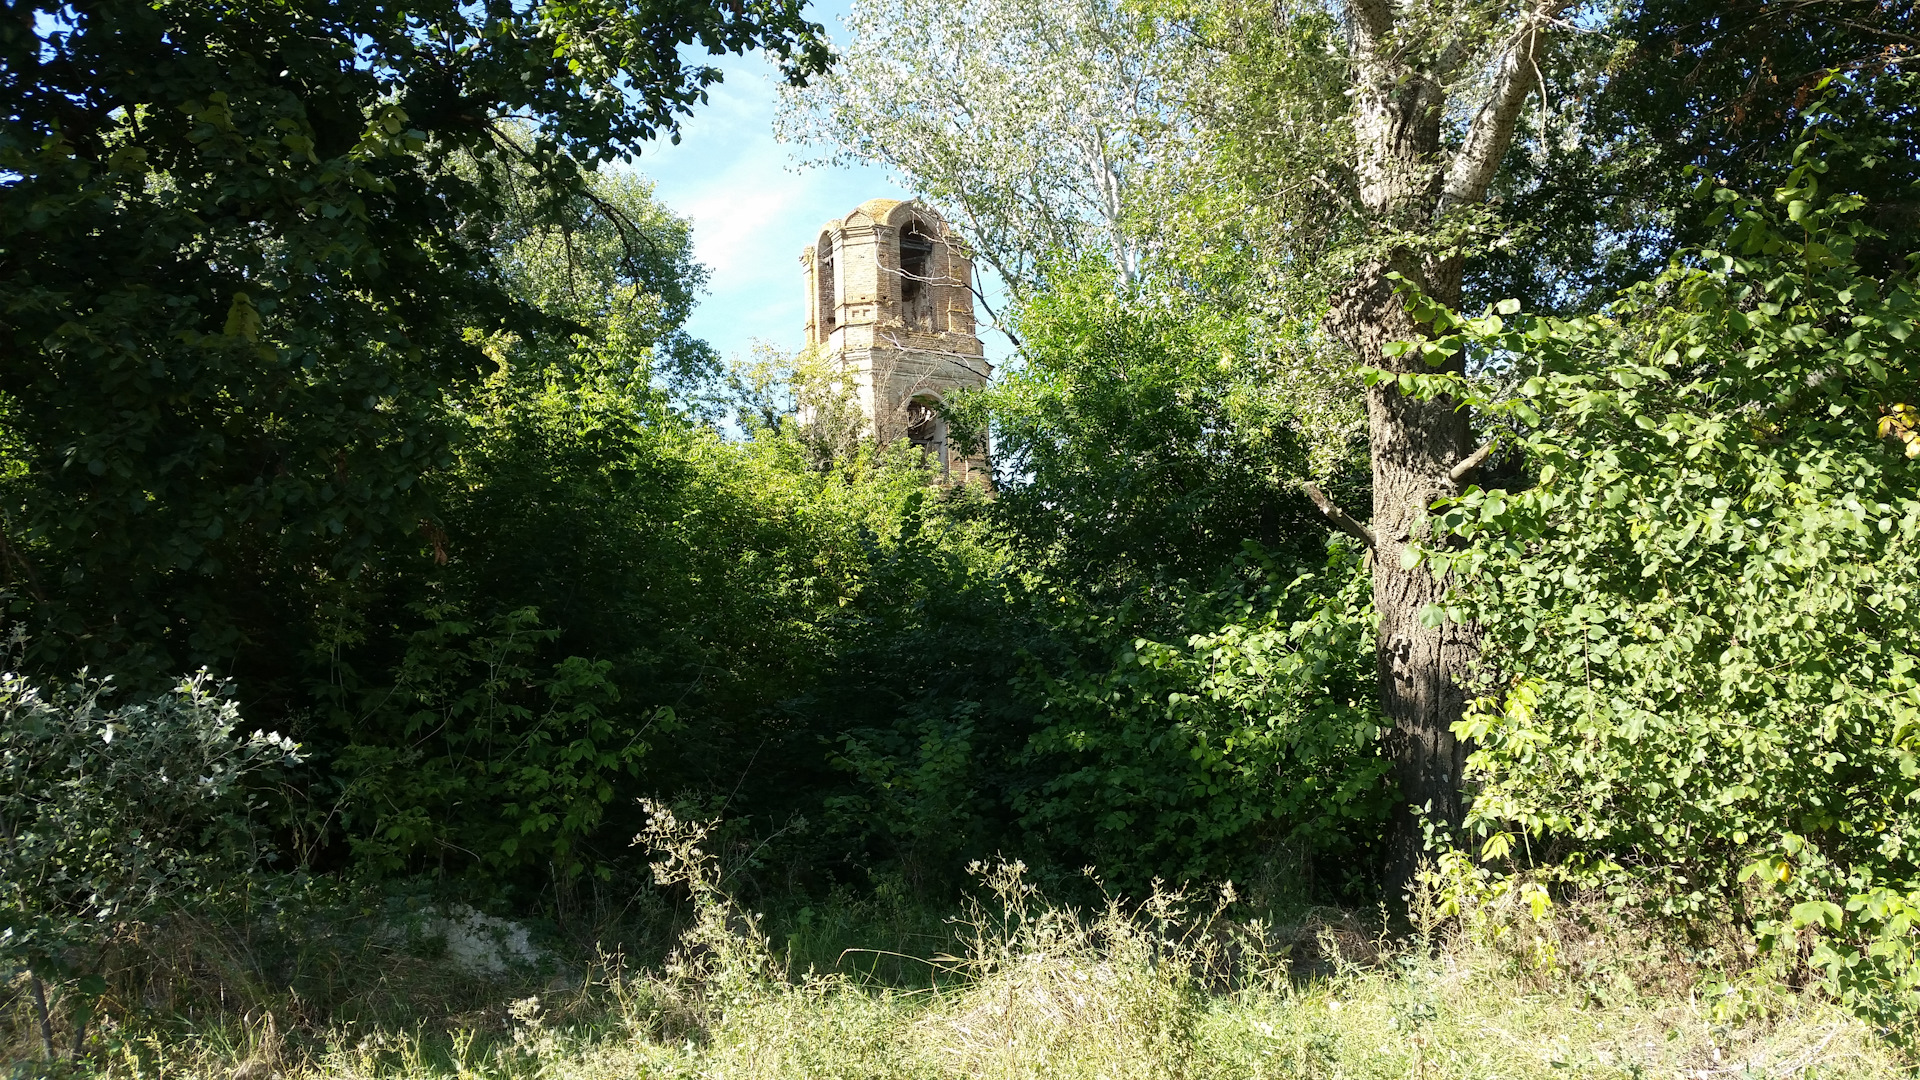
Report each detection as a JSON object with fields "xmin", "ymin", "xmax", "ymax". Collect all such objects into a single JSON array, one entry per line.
[{"xmin": 5, "ymin": 812, "xmax": 1909, "ymax": 1078}]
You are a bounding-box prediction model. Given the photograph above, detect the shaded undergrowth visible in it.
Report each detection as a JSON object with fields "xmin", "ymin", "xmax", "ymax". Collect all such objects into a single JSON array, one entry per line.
[{"xmin": 4, "ymin": 810, "xmax": 1909, "ymax": 1079}]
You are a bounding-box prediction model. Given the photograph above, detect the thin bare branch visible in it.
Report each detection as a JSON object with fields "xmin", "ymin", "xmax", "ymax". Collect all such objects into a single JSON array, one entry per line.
[
  {"xmin": 1302, "ymin": 482, "xmax": 1376, "ymax": 547},
  {"xmin": 970, "ymin": 276, "xmax": 1022, "ymax": 352}
]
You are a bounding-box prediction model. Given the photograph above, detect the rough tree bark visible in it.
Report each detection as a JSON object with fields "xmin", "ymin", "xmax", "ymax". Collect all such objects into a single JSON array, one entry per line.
[{"xmin": 1316, "ymin": 0, "xmax": 1560, "ymax": 901}]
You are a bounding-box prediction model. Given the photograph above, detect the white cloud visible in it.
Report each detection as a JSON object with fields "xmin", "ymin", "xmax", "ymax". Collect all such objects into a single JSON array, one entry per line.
[
  {"xmin": 617, "ymin": 7, "xmax": 1015, "ymax": 369},
  {"xmin": 629, "ymin": 41, "xmax": 909, "ymax": 361}
]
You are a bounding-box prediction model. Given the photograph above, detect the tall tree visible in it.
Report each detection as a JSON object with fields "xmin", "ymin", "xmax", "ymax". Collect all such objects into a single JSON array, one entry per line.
[
  {"xmin": 0, "ymin": 0, "xmax": 827, "ymax": 689},
  {"xmin": 777, "ymin": 0, "xmax": 1209, "ymax": 306},
  {"xmin": 1310, "ymin": 0, "xmax": 1563, "ymax": 893},
  {"xmin": 1214, "ymin": 0, "xmax": 1920, "ymax": 896}
]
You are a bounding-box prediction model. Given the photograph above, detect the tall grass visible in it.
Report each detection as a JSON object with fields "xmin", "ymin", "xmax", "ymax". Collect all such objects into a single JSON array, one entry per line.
[{"xmin": 8, "ymin": 811, "xmax": 1909, "ymax": 1078}]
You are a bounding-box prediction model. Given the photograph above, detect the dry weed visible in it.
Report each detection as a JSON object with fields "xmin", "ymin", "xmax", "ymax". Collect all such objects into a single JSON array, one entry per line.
[{"xmin": 9, "ymin": 822, "xmax": 1910, "ymax": 1079}]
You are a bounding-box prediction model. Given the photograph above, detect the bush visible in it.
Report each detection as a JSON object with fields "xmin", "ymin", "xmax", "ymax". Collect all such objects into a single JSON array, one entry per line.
[
  {"xmin": 1010, "ymin": 544, "xmax": 1389, "ymax": 893},
  {"xmin": 0, "ymin": 634, "xmax": 300, "ymax": 1057},
  {"xmin": 808, "ymin": 523, "xmax": 1390, "ymax": 899},
  {"xmin": 1412, "ymin": 146, "xmax": 1920, "ymax": 1029}
]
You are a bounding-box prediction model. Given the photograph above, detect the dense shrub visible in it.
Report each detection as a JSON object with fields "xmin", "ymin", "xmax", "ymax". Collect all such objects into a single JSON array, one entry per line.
[
  {"xmin": 1411, "ymin": 151, "xmax": 1920, "ymax": 1024},
  {"xmin": 1009, "ymin": 545, "xmax": 1387, "ymax": 893},
  {"xmin": 318, "ymin": 369, "xmax": 945, "ymax": 882},
  {"xmin": 0, "ymin": 639, "xmax": 300, "ymax": 1054},
  {"xmin": 806, "ymin": 267, "xmax": 1386, "ymax": 897},
  {"xmin": 810, "ymin": 530, "xmax": 1388, "ymax": 899}
]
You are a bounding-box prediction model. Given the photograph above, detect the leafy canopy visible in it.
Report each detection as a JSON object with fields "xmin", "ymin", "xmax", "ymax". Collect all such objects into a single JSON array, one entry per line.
[
  {"xmin": 0, "ymin": 0, "xmax": 827, "ymax": 684},
  {"xmin": 778, "ymin": 0, "xmax": 1210, "ymax": 298}
]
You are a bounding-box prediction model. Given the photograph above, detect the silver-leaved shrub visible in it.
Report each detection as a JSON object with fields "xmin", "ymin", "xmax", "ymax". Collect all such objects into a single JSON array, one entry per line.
[{"xmin": 0, "ymin": 629, "xmax": 301, "ymax": 1051}]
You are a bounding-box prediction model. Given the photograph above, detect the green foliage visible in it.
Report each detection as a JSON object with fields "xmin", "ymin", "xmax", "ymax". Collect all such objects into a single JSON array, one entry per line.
[
  {"xmin": 0, "ymin": 635, "xmax": 300, "ymax": 989},
  {"xmin": 1472, "ymin": 27, "xmax": 1920, "ymax": 313},
  {"xmin": 1012, "ymin": 545, "xmax": 1388, "ymax": 890},
  {"xmin": 20, "ymin": 0, "xmax": 1920, "ymax": 1011},
  {"xmin": 1407, "ymin": 146, "xmax": 1920, "ymax": 1023},
  {"xmin": 1175, "ymin": 0, "xmax": 1357, "ymax": 305},
  {"xmin": 329, "ymin": 606, "xmax": 638, "ymax": 879},
  {"xmin": 0, "ymin": 3, "xmax": 947, "ymax": 890},
  {"xmin": 805, "ymin": 489, "xmax": 1041, "ymax": 892},
  {"xmin": 321, "ymin": 364, "xmax": 944, "ymax": 880},
  {"xmin": 806, "ymin": 509, "xmax": 1389, "ymax": 895},
  {"xmin": 803, "ymin": 265, "xmax": 1385, "ymax": 896},
  {"xmin": 271, "ymin": 166, "xmax": 717, "ymax": 879},
  {"xmin": 951, "ymin": 260, "xmax": 1355, "ymax": 594},
  {"xmin": 487, "ymin": 160, "xmax": 719, "ymax": 403},
  {"xmin": 0, "ymin": 0, "xmax": 826, "ymax": 688}
]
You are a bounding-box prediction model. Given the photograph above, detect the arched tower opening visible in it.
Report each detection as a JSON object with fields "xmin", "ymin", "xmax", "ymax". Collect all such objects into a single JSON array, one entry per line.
[
  {"xmin": 815, "ymin": 233, "xmax": 837, "ymax": 338},
  {"xmin": 898, "ymin": 221, "xmax": 937, "ymax": 331},
  {"xmin": 905, "ymin": 396, "xmax": 948, "ymax": 477}
]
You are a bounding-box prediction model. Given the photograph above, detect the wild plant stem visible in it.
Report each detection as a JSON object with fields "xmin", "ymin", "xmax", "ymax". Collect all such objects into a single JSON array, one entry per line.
[{"xmin": 28, "ymin": 973, "xmax": 55, "ymax": 1059}]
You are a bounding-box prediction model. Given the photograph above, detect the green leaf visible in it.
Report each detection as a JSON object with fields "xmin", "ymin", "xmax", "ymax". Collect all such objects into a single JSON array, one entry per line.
[
  {"xmin": 222, "ymin": 292, "xmax": 262, "ymax": 342},
  {"xmin": 1791, "ymin": 900, "xmax": 1844, "ymax": 931}
]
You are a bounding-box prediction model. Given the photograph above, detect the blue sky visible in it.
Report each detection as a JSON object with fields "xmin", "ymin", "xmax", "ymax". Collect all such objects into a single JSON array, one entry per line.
[
  {"xmin": 623, "ymin": 1, "xmax": 906, "ymax": 367},
  {"xmin": 625, "ymin": 2, "xmax": 1015, "ymax": 373}
]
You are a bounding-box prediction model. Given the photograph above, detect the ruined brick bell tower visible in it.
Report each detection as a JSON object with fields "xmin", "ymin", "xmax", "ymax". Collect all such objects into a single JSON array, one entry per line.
[{"xmin": 801, "ymin": 199, "xmax": 991, "ymax": 483}]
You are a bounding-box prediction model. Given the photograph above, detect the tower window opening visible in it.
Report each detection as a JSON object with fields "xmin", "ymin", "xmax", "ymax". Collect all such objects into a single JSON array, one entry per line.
[
  {"xmin": 898, "ymin": 224, "xmax": 936, "ymax": 331},
  {"xmin": 817, "ymin": 237, "xmax": 837, "ymax": 335},
  {"xmin": 906, "ymin": 398, "xmax": 948, "ymax": 476}
]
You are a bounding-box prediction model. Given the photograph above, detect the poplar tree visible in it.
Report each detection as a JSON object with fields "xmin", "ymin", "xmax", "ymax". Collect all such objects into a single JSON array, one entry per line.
[{"xmin": 1298, "ymin": 0, "xmax": 1562, "ymax": 894}]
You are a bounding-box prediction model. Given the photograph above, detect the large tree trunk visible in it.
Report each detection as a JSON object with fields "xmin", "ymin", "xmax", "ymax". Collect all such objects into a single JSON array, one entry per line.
[
  {"xmin": 1335, "ymin": 259, "xmax": 1478, "ymax": 898},
  {"xmin": 1317, "ymin": 1, "xmax": 1555, "ymax": 903}
]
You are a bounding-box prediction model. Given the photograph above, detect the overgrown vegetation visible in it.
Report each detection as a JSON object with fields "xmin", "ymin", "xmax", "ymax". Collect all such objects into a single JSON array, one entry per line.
[
  {"xmin": 15, "ymin": 812, "xmax": 1912, "ymax": 1078},
  {"xmin": 3, "ymin": 0, "xmax": 1919, "ymax": 1071},
  {"xmin": 1420, "ymin": 135, "xmax": 1920, "ymax": 1033}
]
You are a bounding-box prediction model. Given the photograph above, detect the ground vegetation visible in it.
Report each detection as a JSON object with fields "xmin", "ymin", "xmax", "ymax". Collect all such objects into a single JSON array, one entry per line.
[{"xmin": 3, "ymin": 0, "xmax": 1920, "ymax": 1070}]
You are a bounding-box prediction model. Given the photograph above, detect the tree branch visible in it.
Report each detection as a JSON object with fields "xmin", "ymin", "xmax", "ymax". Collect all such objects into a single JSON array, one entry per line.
[
  {"xmin": 1438, "ymin": 0, "xmax": 1564, "ymax": 214},
  {"xmin": 968, "ymin": 264, "xmax": 1021, "ymax": 352},
  {"xmin": 1302, "ymin": 482, "xmax": 1375, "ymax": 547},
  {"xmin": 1448, "ymin": 439, "xmax": 1497, "ymax": 483}
]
